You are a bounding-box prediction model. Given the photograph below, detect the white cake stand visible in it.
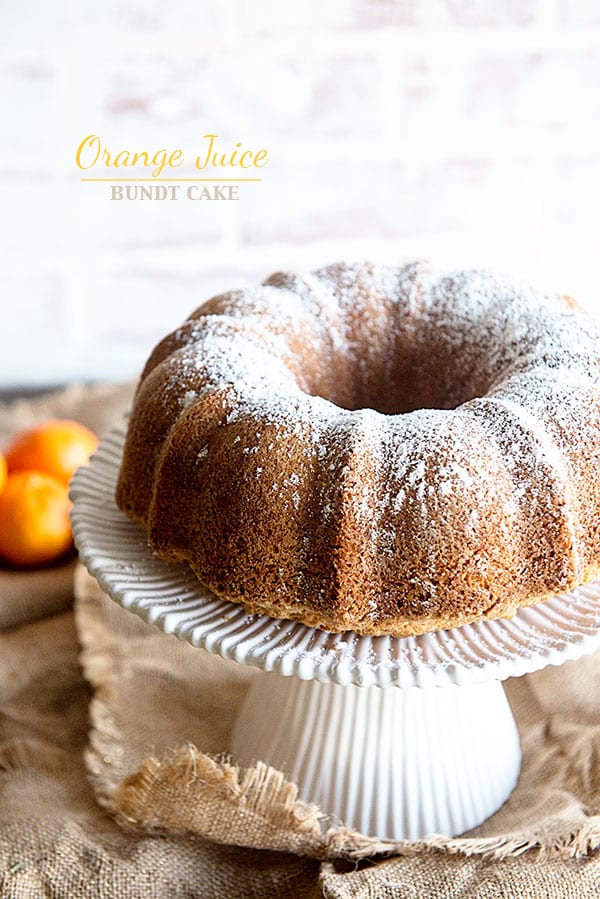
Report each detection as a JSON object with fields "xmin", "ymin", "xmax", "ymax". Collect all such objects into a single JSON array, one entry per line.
[{"xmin": 71, "ymin": 423, "xmax": 600, "ymax": 841}]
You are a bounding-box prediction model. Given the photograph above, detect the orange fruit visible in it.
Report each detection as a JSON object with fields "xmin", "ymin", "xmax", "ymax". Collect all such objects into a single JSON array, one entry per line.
[
  {"xmin": 5, "ymin": 419, "xmax": 98, "ymax": 485},
  {"xmin": 0, "ymin": 470, "xmax": 74, "ymax": 567},
  {"xmin": 0, "ymin": 451, "xmax": 6, "ymax": 495}
]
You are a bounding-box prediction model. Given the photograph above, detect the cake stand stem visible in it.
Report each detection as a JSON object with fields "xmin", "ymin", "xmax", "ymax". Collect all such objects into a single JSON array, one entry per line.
[{"xmin": 231, "ymin": 672, "xmax": 521, "ymax": 840}]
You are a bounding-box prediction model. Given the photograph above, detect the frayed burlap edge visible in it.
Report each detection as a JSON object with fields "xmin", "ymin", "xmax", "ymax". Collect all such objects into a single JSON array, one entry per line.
[
  {"xmin": 106, "ymin": 746, "xmax": 600, "ymax": 862},
  {"xmin": 75, "ymin": 566, "xmax": 600, "ymax": 863}
]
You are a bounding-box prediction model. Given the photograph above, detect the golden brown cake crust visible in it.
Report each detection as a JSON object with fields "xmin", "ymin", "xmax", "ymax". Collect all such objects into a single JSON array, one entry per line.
[{"xmin": 116, "ymin": 261, "xmax": 600, "ymax": 636}]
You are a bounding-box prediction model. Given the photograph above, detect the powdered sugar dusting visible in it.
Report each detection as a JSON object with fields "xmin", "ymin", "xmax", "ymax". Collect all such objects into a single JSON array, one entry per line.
[{"xmin": 159, "ymin": 260, "xmax": 600, "ymax": 535}]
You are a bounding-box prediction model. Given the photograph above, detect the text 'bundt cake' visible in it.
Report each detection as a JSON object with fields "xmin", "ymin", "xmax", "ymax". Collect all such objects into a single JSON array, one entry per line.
[{"xmin": 116, "ymin": 261, "xmax": 600, "ymax": 637}]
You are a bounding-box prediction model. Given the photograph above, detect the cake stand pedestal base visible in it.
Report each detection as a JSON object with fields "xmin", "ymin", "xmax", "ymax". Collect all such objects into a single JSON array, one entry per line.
[{"xmin": 231, "ymin": 673, "xmax": 521, "ymax": 840}]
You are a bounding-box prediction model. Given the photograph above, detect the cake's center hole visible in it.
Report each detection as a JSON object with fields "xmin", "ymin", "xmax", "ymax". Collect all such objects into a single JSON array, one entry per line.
[{"xmin": 310, "ymin": 353, "xmax": 484, "ymax": 415}]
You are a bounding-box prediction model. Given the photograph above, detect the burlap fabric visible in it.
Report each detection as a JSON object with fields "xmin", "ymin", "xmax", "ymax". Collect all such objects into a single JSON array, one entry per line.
[{"xmin": 2, "ymin": 384, "xmax": 600, "ymax": 897}]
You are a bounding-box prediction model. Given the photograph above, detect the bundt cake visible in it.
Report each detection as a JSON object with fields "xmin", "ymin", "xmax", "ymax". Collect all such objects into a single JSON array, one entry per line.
[{"xmin": 116, "ymin": 261, "xmax": 600, "ymax": 637}]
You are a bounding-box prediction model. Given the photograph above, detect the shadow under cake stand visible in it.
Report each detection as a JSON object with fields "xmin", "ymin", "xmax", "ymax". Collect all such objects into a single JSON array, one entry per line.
[{"xmin": 71, "ymin": 423, "xmax": 600, "ymax": 841}]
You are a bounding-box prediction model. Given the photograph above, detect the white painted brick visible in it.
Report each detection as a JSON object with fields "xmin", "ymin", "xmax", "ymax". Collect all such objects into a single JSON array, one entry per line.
[
  {"xmin": 382, "ymin": 52, "xmax": 445, "ymax": 138},
  {"xmin": 554, "ymin": 156, "xmax": 600, "ymax": 224},
  {"xmin": 2, "ymin": 0, "xmax": 600, "ymax": 389},
  {"xmin": 196, "ymin": 55, "xmax": 379, "ymax": 138},
  {"xmin": 0, "ymin": 171, "xmax": 62, "ymax": 253},
  {"xmin": 346, "ymin": 0, "xmax": 420, "ymax": 28},
  {"xmin": 0, "ymin": 270, "xmax": 72, "ymax": 386},
  {"xmin": 378, "ymin": 158, "xmax": 550, "ymax": 234},
  {"xmin": 1, "ymin": 0, "xmax": 228, "ymax": 52},
  {"xmin": 242, "ymin": 0, "xmax": 418, "ymax": 33},
  {"xmin": 65, "ymin": 58, "xmax": 214, "ymax": 155},
  {"xmin": 242, "ymin": 0, "xmax": 541, "ymax": 32},
  {"xmin": 66, "ymin": 54, "xmax": 380, "ymax": 152},
  {"xmin": 0, "ymin": 64, "xmax": 58, "ymax": 158},
  {"xmin": 459, "ymin": 51, "xmax": 600, "ymax": 131},
  {"xmin": 101, "ymin": 0, "xmax": 227, "ymax": 38},
  {"xmin": 430, "ymin": 0, "xmax": 541, "ymax": 26},
  {"xmin": 241, "ymin": 0, "xmax": 354, "ymax": 33},
  {"xmin": 383, "ymin": 48, "xmax": 600, "ymax": 140},
  {"xmin": 241, "ymin": 156, "xmax": 553, "ymax": 243},
  {"xmin": 559, "ymin": 0, "xmax": 600, "ymax": 24},
  {"xmin": 240, "ymin": 161, "xmax": 381, "ymax": 243}
]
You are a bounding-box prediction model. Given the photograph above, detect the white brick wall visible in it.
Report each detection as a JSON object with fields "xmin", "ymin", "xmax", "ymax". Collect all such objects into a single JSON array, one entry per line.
[{"xmin": 2, "ymin": 0, "xmax": 600, "ymax": 386}]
